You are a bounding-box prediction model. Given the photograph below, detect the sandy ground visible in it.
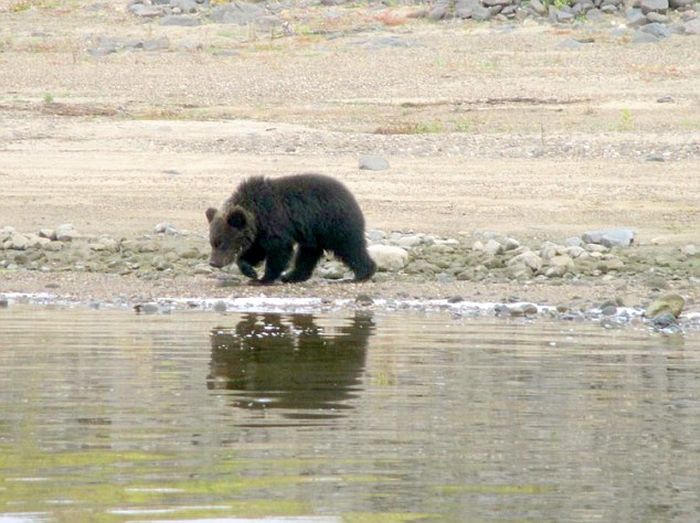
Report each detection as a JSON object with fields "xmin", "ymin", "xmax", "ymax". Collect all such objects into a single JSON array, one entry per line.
[{"xmin": 0, "ymin": 2, "xmax": 698, "ymax": 308}]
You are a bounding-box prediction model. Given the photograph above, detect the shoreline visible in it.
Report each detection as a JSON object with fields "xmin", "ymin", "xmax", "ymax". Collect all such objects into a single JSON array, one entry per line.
[{"xmin": 3, "ymin": 288, "xmax": 699, "ymax": 333}]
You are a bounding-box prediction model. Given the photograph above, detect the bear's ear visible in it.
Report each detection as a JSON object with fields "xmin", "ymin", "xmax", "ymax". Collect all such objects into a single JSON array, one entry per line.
[
  {"xmin": 226, "ymin": 208, "xmax": 247, "ymax": 229},
  {"xmin": 205, "ymin": 207, "xmax": 217, "ymax": 224}
]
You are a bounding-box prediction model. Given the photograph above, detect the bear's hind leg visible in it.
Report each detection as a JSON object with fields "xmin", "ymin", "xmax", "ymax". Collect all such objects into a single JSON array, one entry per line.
[
  {"xmin": 332, "ymin": 240, "xmax": 376, "ymax": 282},
  {"xmin": 282, "ymin": 245, "xmax": 323, "ymax": 283}
]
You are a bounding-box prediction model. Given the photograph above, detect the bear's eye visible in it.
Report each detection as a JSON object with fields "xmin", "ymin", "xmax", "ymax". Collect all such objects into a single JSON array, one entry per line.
[{"xmin": 212, "ymin": 240, "xmax": 223, "ymax": 250}]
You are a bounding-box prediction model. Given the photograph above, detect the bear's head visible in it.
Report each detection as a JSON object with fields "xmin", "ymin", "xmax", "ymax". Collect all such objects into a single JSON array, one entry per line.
[{"xmin": 205, "ymin": 205, "xmax": 256, "ymax": 269}]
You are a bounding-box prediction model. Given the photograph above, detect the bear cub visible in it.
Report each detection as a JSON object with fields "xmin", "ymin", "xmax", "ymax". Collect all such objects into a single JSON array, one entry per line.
[{"xmin": 206, "ymin": 173, "xmax": 376, "ymax": 285}]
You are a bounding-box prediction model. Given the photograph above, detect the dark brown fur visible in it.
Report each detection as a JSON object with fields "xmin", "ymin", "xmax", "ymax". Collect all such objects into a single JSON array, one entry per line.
[{"xmin": 206, "ymin": 174, "xmax": 376, "ymax": 284}]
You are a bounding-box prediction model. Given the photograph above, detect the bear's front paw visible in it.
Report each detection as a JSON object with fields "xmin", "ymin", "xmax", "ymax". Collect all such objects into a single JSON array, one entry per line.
[{"xmin": 238, "ymin": 262, "xmax": 258, "ymax": 280}]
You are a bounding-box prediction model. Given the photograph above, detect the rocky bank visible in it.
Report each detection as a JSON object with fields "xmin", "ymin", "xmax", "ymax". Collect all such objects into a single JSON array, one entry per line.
[{"xmin": 1, "ymin": 223, "xmax": 698, "ymax": 329}]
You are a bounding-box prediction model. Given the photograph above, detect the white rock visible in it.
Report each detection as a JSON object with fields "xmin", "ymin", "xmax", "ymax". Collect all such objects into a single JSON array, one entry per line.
[
  {"xmin": 55, "ymin": 224, "xmax": 77, "ymax": 242},
  {"xmin": 366, "ymin": 229, "xmax": 386, "ymax": 243},
  {"xmin": 397, "ymin": 235, "xmax": 423, "ymax": 249},
  {"xmin": 507, "ymin": 251, "xmax": 543, "ymax": 271},
  {"xmin": 680, "ymin": 244, "xmax": 697, "ymax": 256},
  {"xmin": 565, "ymin": 246, "xmax": 588, "ymax": 258},
  {"xmin": 484, "ymin": 239, "xmax": 503, "ymax": 256},
  {"xmin": 503, "ymin": 237, "xmax": 520, "ymax": 251},
  {"xmin": 368, "ymin": 245, "xmax": 409, "ymax": 272},
  {"xmin": 7, "ymin": 233, "xmax": 29, "ymax": 250},
  {"xmin": 550, "ymin": 254, "xmax": 574, "ymax": 266}
]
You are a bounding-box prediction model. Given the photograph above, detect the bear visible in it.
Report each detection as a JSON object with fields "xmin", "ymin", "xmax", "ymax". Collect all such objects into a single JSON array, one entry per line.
[{"xmin": 205, "ymin": 173, "xmax": 376, "ymax": 285}]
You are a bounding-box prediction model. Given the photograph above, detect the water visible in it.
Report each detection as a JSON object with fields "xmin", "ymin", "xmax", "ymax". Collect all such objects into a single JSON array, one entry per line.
[{"xmin": 1, "ymin": 307, "xmax": 699, "ymax": 522}]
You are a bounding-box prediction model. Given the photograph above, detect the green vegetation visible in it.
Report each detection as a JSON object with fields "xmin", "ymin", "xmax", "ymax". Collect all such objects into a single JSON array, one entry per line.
[
  {"xmin": 618, "ymin": 108, "xmax": 634, "ymax": 131},
  {"xmin": 453, "ymin": 117, "xmax": 473, "ymax": 133},
  {"xmin": 414, "ymin": 120, "xmax": 444, "ymax": 134}
]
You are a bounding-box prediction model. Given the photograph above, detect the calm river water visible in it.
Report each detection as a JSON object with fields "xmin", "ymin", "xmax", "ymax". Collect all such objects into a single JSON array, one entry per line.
[{"xmin": 1, "ymin": 306, "xmax": 699, "ymax": 522}]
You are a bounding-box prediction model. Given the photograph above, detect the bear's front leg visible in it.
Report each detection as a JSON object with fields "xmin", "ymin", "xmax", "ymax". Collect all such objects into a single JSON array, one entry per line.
[
  {"xmin": 257, "ymin": 242, "xmax": 294, "ymax": 285},
  {"xmin": 237, "ymin": 244, "xmax": 266, "ymax": 281},
  {"xmin": 237, "ymin": 259, "xmax": 258, "ymax": 280}
]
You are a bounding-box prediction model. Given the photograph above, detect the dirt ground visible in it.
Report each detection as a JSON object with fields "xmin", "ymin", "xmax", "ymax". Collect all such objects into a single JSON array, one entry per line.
[{"xmin": 0, "ymin": 2, "xmax": 698, "ymax": 307}]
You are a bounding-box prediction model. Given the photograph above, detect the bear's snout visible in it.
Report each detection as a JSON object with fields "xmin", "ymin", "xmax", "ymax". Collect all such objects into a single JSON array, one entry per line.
[{"xmin": 209, "ymin": 259, "xmax": 223, "ymax": 269}]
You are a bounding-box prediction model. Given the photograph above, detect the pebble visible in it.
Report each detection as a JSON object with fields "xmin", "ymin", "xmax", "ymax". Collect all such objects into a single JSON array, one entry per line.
[
  {"xmin": 213, "ymin": 301, "xmax": 227, "ymax": 312},
  {"xmin": 55, "ymin": 224, "xmax": 78, "ymax": 242},
  {"xmin": 134, "ymin": 303, "xmax": 160, "ymax": 314},
  {"xmin": 355, "ymin": 293, "xmax": 374, "ymax": 306},
  {"xmin": 358, "ymin": 155, "xmax": 390, "ymax": 171}
]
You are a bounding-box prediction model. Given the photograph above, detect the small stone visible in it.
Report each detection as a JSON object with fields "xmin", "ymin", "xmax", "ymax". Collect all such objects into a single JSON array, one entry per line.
[
  {"xmin": 134, "ymin": 303, "xmax": 160, "ymax": 314},
  {"xmin": 680, "ymin": 244, "xmax": 697, "ymax": 256},
  {"xmin": 646, "ymin": 11, "xmax": 668, "ymax": 22},
  {"xmin": 436, "ymin": 272, "xmax": 456, "ymax": 283},
  {"xmin": 213, "ymin": 301, "xmax": 227, "ymax": 312},
  {"xmin": 154, "ymin": 223, "xmax": 179, "ymax": 235},
  {"xmin": 601, "ymin": 304, "xmax": 618, "ymax": 315},
  {"xmin": 359, "ymin": 155, "xmax": 390, "ymax": 171},
  {"xmin": 484, "ymin": 239, "xmax": 504, "ymax": 256},
  {"xmin": 683, "ymin": 18, "xmax": 700, "ymax": 35},
  {"xmin": 447, "ymin": 295, "xmax": 464, "ymax": 303},
  {"xmin": 472, "ymin": 4, "xmax": 492, "ymax": 20},
  {"xmin": 651, "ymin": 312, "xmax": 677, "ymax": 328},
  {"xmin": 645, "ymin": 293, "xmax": 685, "ymax": 318},
  {"xmin": 585, "ymin": 243, "xmax": 609, "ymax": 253},
  {"xmin": 397, "ymin": 235, "xmax": 423, "ymax": 249},
  {"xmin": 7, "ymin": 233, "xmax": 30, "ymax": 250},
  {"xmin": 55, "ymin": 224, "xmax": 77, "ymax": 242},
  {"xmin": 38, "ymin": 228, "xmax": 55, "ymax": 240},
  {"xmin": 366, "ymin": 229, "xmax": 386, "ymax": 243},
  {"xmin": 129, "ymin": 5, "xmax": 163, "ymax": 18},
  {"xmin": 639, "ymin": 22, "xmax": 672, "ymax": 38},
  {"xmin": 557, "ymin": 38, "xmax": 584, "ymax": 49},
  {"xmin": 355, "ymin": 293, "xmax": 374, "ymax": 306},
  {"xmin": 194, "ymin": 263, "xmax": 214, "ymax": 275},
  {"xmin": 170, "ymin": 0, "xmax": 198, "ymax": 13},
  {"xmin": 565, "ymin": 236, "xmax": 584, "ymax": 247},
  {"xmin": 508, "ymin": 303, "xmax": 538, "ymax": 317},
  {"xmin": 428, "ymin": 3, "xmax": 449, "ymax": 20},
  {"xmin": 503, "ymin": 238, "xmax": 520, "ymax": 251},
  {"xmin": 640, "ymin": 0, "xmax": 668, "ymax": 14},
  {"xmin": 152, "ymin": 256, "xmax": 174, "ymax": 271},
  {"xmin": 657, "ymin": 96, "xmax": 674, "ymax": 103},
  {"xmin": 143, "ymin": 37, "xmax": 170, "ymax": 52},
  {"xmin": 161, "ymin": 15, "xmax": 201, "ymax": 26},
  {"xmin": 529, "ymin": 0, "xmax": 547, "ymax": 15},
  {"xmin": 633, "ymin": 30, "xmax": 660, "ymax": 43},
  {"xmin": 508, "ymin": 251, "xmax": 543, "ymax": 272},
  {"xmin": 0, "ymin": 297, "xmax": 8, "ymax": 308},
  {"xmin": 597, "ymin": 257, "xmax": 625, "ymax": 272},
  {"xmin": 625, "ymin": 7, "xmax": 648, "ymax": 27},
  {"xmin": 565, "ymin": 246, "xmax": 588, "ymax": 258}
]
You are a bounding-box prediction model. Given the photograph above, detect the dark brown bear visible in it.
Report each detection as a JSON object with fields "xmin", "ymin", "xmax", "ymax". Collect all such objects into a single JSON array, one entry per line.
[{"xmin": 205, "ymin": 174, "xmax": 376, "ymax": 285}]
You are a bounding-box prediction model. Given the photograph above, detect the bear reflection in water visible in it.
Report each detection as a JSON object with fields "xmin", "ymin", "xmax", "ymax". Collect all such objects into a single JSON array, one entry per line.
[{"xmin": 207, "ymin": 312, "xmax": 374, "ymax": 417}]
